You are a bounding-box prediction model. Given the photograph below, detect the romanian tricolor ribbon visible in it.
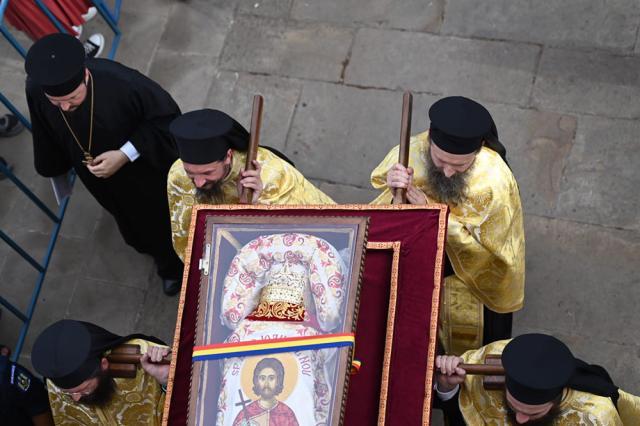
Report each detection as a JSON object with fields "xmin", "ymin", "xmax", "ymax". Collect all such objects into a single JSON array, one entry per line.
[{"xmin": 192, "ymin": 332, "xmax": 355, "ymax": 362}]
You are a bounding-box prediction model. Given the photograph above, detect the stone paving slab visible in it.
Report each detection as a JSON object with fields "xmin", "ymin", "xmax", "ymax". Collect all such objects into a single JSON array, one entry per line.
[
  {"xmin": 488, "ymin": 104, "xmax": 577, "ymax": 217},
  {"xmin": 84, "ymin": 212, "xmax": 156, "ymax": 290},
  {"xmin": 148, "ymin": 49, "xmax": 218, "ymax": 113},
  {"xmin": 157, "ymin": 0, "xmax": 235, "ymax": 58},
  {"xmin": 205, "ymin": 71, "xmax": 303, "ymax": 152},
  {"xmin": 442, "ymin": 0, "xmax": 640, "ymax": 52},
  {"xmin": 56, "ymin": 182, "xmax": 103, "ymax": 240},
  {"xmin": 313, "ymin": 181, "xmax": 380, "ymax": 204},
  {"xmin": 219, "ymin": 15, "xmax": 354, "ymax": 82},
  {"xmin": 556, "ymin": 115, "xmax": 640, "ymax": 231},
  {"xmin": 120, "ymin": 0, "xmax": 175, "ymax": 17},
  {"xmin": 290, "ymin": 0, "xmax": 444, "ymax": 32},
  {"xmin": 0, "ymin": 56, "xmax": 29, "ymax": 115},
  {"xmin": 533, "ymin": 47, "xmax": 640, "ymax": 119},
  {"xmin": 287, "ymin": 81, "xmax": 438, "ymax": 187},
  {"xmin": 238, "ymin": 0, "xmax": 293, "ymax": 18},
  {"xmin": 135, "ymin": 282, "xmax": 180, "ymax": 346},
  {"xmin": 0, "ymin": 231, "xmax": 87, "ymax": 355},
  {"xmin": 67, "ymin": 277, "xmax": 147, "ymax": 337},
  {"xmin": 345, "ymin": 28, "xmax": 540, "ymax": 106},
  {"xmin": 0, "ymin": 267, "xmax": 78, "ymax": 366},
  {"xmin": 516, "ymin": 215, "xmax": 640, "ymax": 345},
  {"xmin": 111, "ymin": 10, "xmax": 169, "ymax": 74}
]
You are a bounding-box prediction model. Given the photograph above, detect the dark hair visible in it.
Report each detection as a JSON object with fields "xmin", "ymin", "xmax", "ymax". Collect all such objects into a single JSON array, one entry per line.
[{"xmin": 252, "ymin": 358, "xmax": 285, "ymax": 396}]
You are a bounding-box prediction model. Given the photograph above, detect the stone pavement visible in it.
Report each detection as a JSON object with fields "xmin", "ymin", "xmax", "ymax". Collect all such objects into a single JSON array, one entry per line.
[{"xmin": 1, "ymin": 0, "xmax": 639, "ymax": 421}]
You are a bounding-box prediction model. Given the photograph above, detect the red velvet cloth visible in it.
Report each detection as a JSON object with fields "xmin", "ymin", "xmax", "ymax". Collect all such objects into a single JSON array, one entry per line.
[
  {"xmin": 4, "ymin": 0, "xmax": 91, "ymax": 40},
  {"xmin": 165, "ymin": 206, "xmax": 447, "ymax": 425}
]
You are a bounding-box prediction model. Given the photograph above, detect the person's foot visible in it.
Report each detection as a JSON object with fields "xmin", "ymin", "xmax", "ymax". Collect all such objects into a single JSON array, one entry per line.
[
  {"xmin": 0, "ymin": 114, "xmax": 24, "ymax": 137},
  {"xmin": 82, "ymin": 6, "xmax": 98, "ymax": 22},
  {"xmin": 0, "ymin": 156, "xmax": 13, "ymax": 181},
  {"xmin": 162, "ymin": 278, "xmax": 181, "ymax": 296},
  {"xmin": 83, "ymin": 33, "xmax": 105, "ymax": 59}
]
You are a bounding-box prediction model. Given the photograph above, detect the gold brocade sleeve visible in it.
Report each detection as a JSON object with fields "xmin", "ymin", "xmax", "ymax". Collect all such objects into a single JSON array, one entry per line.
[
  {"xmin": 46, "ymin": 339, "xmax": 167, "ymax": 425},
  {"xmin": 370, "ymin": 131, "xmax": 525, "ymax": 313},
  {"xmin": 445, "ymin": 153, "xmax": 525, "ymax": 313},
  {"xmin": 617, "ymin": 389, "xmax": 640, "ymax": 425},
  {"xmin": 370, "ymin": 131, "xmax": 431, "ymax": 205},
  {"xmin": 168, "ymin": 149, "xmax": 335, "ymax": 261},
  {"xmin": 458, "ymin": 340, "xmax": 623, "ymax": 425},
  {"xmin": 256, "ymin": 149, "xmax": 335, "ymax": 206},
  {"xmin": 167, "ymin": 159, "xmax": 197, "ymax": 263}
]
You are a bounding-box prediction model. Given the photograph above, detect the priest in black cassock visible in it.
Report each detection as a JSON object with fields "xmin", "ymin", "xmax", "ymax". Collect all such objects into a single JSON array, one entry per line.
[{"xmin": 24, "ymin": 33, "xmax": 182, "ymax": 295}]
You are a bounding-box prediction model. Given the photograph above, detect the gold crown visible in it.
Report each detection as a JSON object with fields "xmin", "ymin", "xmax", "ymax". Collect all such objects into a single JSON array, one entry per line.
[{"xmin": 259, "ymin": 262, "xmax": 306, "ymax": 305}]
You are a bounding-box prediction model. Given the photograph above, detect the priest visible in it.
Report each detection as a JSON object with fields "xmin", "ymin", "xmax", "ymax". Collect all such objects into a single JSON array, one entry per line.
[
  {"xmin": 24, "ymin": 33, "xmax": 183, "ymax": 295},
  {"xmin": 31, "ymin": 319, "xmax": 170, "ymax": 425},
  {"xmin": 167, "ymin": 108, "xmax": 335, "ymax": 261},
  {"xmin": 435, "ymin": 333, "xmax": 640, "ymax": 425},
  {"xmin": 370, "ymin": 96, "xmax": 525, "ymax": 355}
]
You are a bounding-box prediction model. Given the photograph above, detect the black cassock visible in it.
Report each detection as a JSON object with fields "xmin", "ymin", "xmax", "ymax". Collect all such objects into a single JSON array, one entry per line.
[{"xmin": 26, "ymin": 58, "xmax": 182, "ymax": 279}]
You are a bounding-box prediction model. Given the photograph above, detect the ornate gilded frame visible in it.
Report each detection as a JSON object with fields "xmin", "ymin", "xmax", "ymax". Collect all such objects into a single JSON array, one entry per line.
[{"xmin": 163, "ymin": 204, "xmax": 447, "ymax": 426}]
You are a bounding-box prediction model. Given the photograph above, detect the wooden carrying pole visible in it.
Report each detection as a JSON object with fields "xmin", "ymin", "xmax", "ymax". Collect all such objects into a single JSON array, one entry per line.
[
  {"xmin": 240, "ymin": 94, "xmax": 264, "ymax": 204},
  {"xmin": 458, "ymin": 364, "xmax": 505, "ymax": 375},
  {"xmin": 107, "ymin": 344, "xmax": 171, "ymax": 379},
  {"xmin": 392, "ymin": 91, "xmax": 413, "ymax": 204},
  {"xmin": 459, "ymin": 354, "xmax": 505, "ymax": 390}
]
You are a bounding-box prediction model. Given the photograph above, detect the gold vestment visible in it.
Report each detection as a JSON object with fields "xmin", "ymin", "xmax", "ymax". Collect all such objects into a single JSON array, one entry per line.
[
  {"xmin": 47, "ymin": 338, "xmax": 166, "ymax": 425},
  {"xmin": 167, "ymin": 148, "xmax": 335, "ymax": 261},
  {"xmin": 459, "ymin": 340, "xmax": 629, "ymax": 425},
  {"xmin": 371, "ymin": 131, "xmax": 525, "ymax": 354}
]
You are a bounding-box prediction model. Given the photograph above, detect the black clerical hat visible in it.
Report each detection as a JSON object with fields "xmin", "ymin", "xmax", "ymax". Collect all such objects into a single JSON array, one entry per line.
[
  {"xmin": 502, "ymin": 334, "xmax": 576, "ymax": 405},
  {"xmin": 25, "ymin": 33, "xmax": 86, "ymax": 96},
  {"xmin": 32, "ymin": 320, "xmax": 124, "ymax": 389},
  {"xmin": 428, "ymin": 96, "xmax": 493, "ymax": 155},
  {"xmin": 170, "ymin": 109, "xmax": 249, "ymax": 164}
]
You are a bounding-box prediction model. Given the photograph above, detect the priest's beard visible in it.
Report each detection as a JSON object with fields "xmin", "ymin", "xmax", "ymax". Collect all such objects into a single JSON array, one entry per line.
[
  {"xmin": 424, "ymin": 146, "xmax": 471, "ymax": 206},
  {"xmin": 195, "ymin": 180, "xmax": 224, "ymax": 202},
  {"xmin": 504, "ymin": 397, "xmax": 561, "ymax": 425},
  {"xmin": 194, "ymin": 164, "xmax": 230, "ymax": 203},
  {"xmin": 78, "ymin": 370, "xmax": 116, "ymax": 407}
]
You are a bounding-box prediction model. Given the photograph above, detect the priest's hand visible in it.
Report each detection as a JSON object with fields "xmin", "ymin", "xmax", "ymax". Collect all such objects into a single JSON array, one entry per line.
[
  {"xmin": 406, "ymin": 184, "xmax": 429, "ymax": 205},
  {"xmin": 140, "ymin": 345, "xmax": 170, "ymax": 386},
  {"xmin": 86, "ymin": 150, "xmax": 129, "ymax": 178},
  {"xmin": 386, "ymin": 163, "xmax": 412, "ymax": 190},
  {"xmin": 238, "ymin": 160, "xmax": 263, "ymax": 203},
  {"xmin": 435, "ymin": 355, "xmax": 466, "ymax": 393}
]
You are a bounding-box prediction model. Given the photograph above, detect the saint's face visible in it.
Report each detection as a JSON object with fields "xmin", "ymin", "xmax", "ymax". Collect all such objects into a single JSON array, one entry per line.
[
  {"xmin": 45, "ymin": 70, "xmax": 90, "ymax": 112},
  {"xmin": 428, "ymin": 141, "xmax": 478, "ymax": 178},
  {"xmin": 256, "ymin": 367, "xmax": 278, "ymax": 399}
]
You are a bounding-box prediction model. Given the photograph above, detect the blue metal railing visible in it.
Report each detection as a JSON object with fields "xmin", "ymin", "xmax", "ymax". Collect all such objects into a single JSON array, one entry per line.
[
  {"xmin": 0, "ymin": 162, "xmax": 75, "ymax": 360},
  {"xmin": 0, "ymin": 0, "xmax": 121, "ymax": 362}
]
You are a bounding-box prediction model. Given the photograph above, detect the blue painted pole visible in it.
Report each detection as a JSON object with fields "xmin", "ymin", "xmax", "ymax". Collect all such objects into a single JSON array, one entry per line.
[
  {"xmin": 0, "ymin": 163, "xmax": 61, "ymax": 223},
  {"xmin": 12, "ymin": 195, "xmax": 71, "ymax": 361}
]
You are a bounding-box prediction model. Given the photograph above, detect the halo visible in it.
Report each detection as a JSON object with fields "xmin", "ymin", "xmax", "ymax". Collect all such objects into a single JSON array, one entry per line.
[{"xmin": 240, "ymin": 353, "xmax": 299, "ymax": 402}]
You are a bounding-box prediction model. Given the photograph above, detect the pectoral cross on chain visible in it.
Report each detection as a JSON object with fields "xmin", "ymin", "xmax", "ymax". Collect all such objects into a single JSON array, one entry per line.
[
  {"xmin": 82, "ymin": 152, "xmax": 94, "ymax": 165},
  {"xmin": 236, "ymin": 389, "xmax": 253, "ymax": 426}
]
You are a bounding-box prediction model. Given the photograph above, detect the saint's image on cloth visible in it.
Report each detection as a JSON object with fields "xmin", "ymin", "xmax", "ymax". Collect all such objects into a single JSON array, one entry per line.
[
  {"xmin": 190, "ymin": 218, "xmax": 367, "ymax": 426},
  {"xmin": 232, "ymin": 357, "xmax": 299, "ymax": 426}
]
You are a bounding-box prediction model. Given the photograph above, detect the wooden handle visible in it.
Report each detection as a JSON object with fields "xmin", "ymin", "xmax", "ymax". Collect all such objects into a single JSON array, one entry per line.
[
  {"xmin": 459, "ymin": 363, "xmax": 505, "ymax": 375},
  {"xmin": 107, "ymin": 345, "xmax": 172, "ymax": 379},
  {"xmin": 240, "ymin": 94, "xmax": 264, "ymax": 204},
  {"xmin": 392, "ymin": 91, "xmax": 413, "ymax": 205},
  {"xmin": 107, "ymin": 352, "xmax": 172, "ymax": 365}
]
